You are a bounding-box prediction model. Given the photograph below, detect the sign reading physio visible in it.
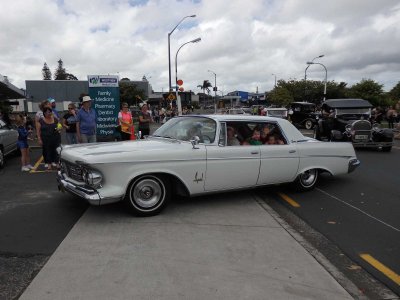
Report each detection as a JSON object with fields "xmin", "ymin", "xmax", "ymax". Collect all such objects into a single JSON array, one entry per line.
[{"xmin": 88, "ymin": 75, "xmax": 120, "ymax": 136}]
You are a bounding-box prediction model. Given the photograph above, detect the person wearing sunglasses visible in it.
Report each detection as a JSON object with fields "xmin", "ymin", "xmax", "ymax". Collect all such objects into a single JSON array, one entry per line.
[{"xmin": 62, "ymin": 103, "xmax": 78, "ymax": 144}]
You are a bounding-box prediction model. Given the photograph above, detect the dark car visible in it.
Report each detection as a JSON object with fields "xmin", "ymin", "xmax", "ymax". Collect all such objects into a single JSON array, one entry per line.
[
  {"xmin": 314, "ymin": 99, "xmax": 394, "ymax": 152},
  {"xmin": 289, "ymin": 102, "xmax": 319, "ymax": 129}
]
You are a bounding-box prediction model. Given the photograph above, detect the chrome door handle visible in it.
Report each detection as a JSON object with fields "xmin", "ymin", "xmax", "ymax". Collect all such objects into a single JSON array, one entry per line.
[
  {"xmin": 289, "ymin": 150, "xmax": 296, "ymax": 153},
  {"xmin": 251, "ymin": 151, "xmax": 259, "ymax": 155}
]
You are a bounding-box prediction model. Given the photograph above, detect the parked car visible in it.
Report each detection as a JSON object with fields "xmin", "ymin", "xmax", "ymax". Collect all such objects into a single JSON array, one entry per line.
[
  {"xmin": 314, "ymin": 99, "xmax": 394, "ymax": 151},
  {"xmin": 57, "ymin": 115, "xmax": 360, "ymax": 216},
  {"xmin": 0, "ymin": 119, "xmax": 18, "ymax": 168},
  {"xmin": 289, "ymin": 102, "xmax": 320, "ymax": 129},
  {"xmin": 262, "ymin": 107, "xmax": 288, "ymax": 119}
]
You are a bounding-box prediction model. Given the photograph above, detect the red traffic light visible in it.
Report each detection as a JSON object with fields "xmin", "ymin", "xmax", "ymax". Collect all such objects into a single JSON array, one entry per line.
[
  {"xmin": 179, "ymin": 87, "xmax": 184, "ymax": 92},
  {"xmin": 177, "ymin": 79, "xmax": 183, "ymax": 86}
]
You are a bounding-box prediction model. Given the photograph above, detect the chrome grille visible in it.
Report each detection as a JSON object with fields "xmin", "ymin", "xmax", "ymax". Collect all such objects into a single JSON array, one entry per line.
[
  {"xmin": 63, "ymin": 161, "xmax": 84, "ymax": 182},
  {"xmin": 352, "ymin": 120, "xmax": 371, "ymax": 131}
]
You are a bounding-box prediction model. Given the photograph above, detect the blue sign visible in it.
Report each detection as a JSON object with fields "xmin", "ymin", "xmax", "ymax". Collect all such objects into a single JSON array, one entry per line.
[{"xmin": 88, "ymin": 75, "xmax": 120, "ymax": 136}]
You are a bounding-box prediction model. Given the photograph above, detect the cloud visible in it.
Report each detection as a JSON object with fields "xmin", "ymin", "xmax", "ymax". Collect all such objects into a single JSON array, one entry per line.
[{"xmin": 1, "ymin": 0, "xmax": 399, "ymax": 94}]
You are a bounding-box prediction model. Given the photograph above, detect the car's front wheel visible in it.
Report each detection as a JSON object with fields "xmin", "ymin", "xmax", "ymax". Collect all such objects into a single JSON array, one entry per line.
[
  {"xmin": 304, "ymin": 119, "xmax": 314, "ymax": 130},
  {"xmin": 293, "ymin": 169, "xmax": 318, "ymax": 191},
  {"xmin": 125, "ymin": 175, "xmax": 170, "ymax": 216}
]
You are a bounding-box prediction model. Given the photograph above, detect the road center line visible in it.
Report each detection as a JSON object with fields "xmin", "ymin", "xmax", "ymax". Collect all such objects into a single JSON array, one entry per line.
[
  {"xmin": 278, "ymin": 193, "xmax": 300, "ymax": 207},
  {"xmin": 316, "ymin": 188, "xmax": 400, "ymax": 232},
  {"xmin": 360, "ymin": 253, "xmax": 400, "ymax": 285}
]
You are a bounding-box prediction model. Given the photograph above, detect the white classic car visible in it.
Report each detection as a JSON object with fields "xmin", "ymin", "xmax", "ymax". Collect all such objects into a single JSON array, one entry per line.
[
  {"xmin": 0, "ymin": 119, "xmax": 18, "ymax": 168},
  {"xmin": 57, "ymin": 115, "xmax": 360, "ymax": 216}
]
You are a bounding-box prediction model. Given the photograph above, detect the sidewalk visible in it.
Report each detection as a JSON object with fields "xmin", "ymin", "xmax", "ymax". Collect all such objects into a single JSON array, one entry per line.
[{"xmin": 20, "ymin": 192, "xmax": 354, "ymax": 300}]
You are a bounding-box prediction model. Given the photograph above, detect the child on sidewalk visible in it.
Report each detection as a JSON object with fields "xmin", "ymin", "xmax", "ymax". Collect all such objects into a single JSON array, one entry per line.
[{"xmin": 16, "ymin": 114, "xmax": 33, "ymax": 172}]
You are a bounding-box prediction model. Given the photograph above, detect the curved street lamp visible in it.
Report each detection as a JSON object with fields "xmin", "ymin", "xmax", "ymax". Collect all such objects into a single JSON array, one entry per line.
[
  {"xmin": 306, "ymin": 61, "xmax": 328, "ymax": 101},
  {"xmin": 168, "ymin": 15, "xmax": 196, "ymax": 91},
  {"xmin": 208, "ymin": 70, "xmax": 217, "ymax": 113},
  {"xmin": 175, "ymin": 37, "xmax": 201, "ymax": 115},
  {"xmin": 304, "ymin": 55, "xmax": 324, "ymax": 98}
]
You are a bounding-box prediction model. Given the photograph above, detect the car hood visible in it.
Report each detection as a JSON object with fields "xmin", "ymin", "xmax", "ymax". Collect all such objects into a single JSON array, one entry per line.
[{"xmin": 60, "ymin": 138, "xmax": 191, "ymax": 164}]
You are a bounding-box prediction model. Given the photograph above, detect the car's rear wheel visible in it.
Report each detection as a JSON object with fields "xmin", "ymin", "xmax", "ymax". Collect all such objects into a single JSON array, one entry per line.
[
  {"xmin": 294, "ymin": 169, "xmax": 318, "ymax": 191},
  {"xmin": 0, "ymin": 148, "xmax": 4, "ymax": 168},
  {"xmin": 304, "ymin": 119, "xmax": 314, "ymax": 130},
  {"xmin": 125, "ymin": 175, "xmax": 170, "ymax": 216}
]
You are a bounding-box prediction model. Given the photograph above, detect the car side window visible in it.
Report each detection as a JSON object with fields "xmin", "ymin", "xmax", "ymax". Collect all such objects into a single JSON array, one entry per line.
[{"xmin": 259, "ymin": 122, "xmax": 287, "ymax": 145}]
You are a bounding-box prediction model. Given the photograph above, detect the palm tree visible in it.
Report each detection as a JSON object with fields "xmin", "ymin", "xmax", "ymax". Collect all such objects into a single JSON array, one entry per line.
[{"xmin": 198, "ymin": 80, "xmax": 213, "ymax": 107}]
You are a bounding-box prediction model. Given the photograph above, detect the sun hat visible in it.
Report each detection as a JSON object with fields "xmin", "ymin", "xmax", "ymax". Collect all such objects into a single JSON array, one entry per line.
[{"xmin": 82, "ymin": 96, "xmax": 92, "ymax": 103}]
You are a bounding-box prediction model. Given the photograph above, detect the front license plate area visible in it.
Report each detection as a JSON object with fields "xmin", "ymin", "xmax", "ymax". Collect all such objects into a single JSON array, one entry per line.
[{"xmin": 355, "ymin": 134, "xmax": 368, "ymax": 140}]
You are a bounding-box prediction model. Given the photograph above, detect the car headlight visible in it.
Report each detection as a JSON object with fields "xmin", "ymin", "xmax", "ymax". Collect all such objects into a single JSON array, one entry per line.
[
  {"xmin": 82, "ymin": 168, "xmax": 103, "ymax": 188},
  {"xmin": 345, "ymin": 124, "xmax": 351, "ymax": 132},
  {"xmin": 372, "ymin": 123, "xmax": 380, "ymax": 130}
]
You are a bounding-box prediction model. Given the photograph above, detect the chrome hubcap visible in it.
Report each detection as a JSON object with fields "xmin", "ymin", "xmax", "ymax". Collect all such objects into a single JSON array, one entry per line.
[
  {"xmin": 300, "ymin": 170, "xmax": 317, "ymax": 186},
  {"xmin": 133, "ymin": 178, "xmax": 163, "ymax": 208}
]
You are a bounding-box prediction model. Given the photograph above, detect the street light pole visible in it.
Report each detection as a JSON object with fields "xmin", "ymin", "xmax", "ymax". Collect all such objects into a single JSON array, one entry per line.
[
  {"xmin": 175, "ymin": 37, "xmax": 201, "ymax": 115},
  {"xmin": 306, "ymin": 61, "xmax": 328, "ymax": 101},
  {"xmin": 208, "ymin": 70, "xmax": 217, "ymax": 113},
  {"xmin": 304, "ymin": 55, "xmax": 324, "ymax": 98},
  {"xmin": 271, "ymin": 73, "xmax": 277, "ymax": 88},
  {"xmin": 168, "ymin": 15, "xmax": 196, "ymax": 92}
]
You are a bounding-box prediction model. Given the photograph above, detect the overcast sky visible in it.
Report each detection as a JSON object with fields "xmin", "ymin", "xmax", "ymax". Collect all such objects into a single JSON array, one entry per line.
[{"xmin": 1, "ymin": 0, "xmax": 400, "ymax": 95}]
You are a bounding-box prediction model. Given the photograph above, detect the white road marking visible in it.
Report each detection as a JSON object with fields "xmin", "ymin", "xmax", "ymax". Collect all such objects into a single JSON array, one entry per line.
[{"xmin": 316, "ymin": 188, "xmax": 400, "ymax": 232}]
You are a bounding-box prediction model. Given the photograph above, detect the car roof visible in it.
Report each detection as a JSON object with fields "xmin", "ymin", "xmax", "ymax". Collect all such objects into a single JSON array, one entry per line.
[
  {"xmin": 291, "ymin": 102, "xmax": 315, "ymax": 106},
  {"xmin": 323, "ymin": 98, "xmax": 372, "ymax": 108}
]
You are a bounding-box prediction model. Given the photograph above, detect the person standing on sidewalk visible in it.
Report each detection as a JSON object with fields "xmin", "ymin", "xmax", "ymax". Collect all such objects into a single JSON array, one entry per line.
[
  {"xmin": 118, "ymin": 102, "xmax": 134, "ymax": 141},
  {"xmin": 138, "ymin": 103, "xmax": 152, "ymax": 139},
  {"xmin": 76, "ymin": 96, "xmax": 97, "ymax": 143},
  {"xmin": 16, "ymin": 114, "xmax": 33, "ymax": 172},
  {"xmin": 49, "ymin": 98, "xmax": 59, "ymax": 119},
  {"xmin": 62, "ymin": 103, "xmax": 78, "ymax": 144},
  {"xmin": 37, "ymin": 107, "xmax": 61, "ymax": 170}
]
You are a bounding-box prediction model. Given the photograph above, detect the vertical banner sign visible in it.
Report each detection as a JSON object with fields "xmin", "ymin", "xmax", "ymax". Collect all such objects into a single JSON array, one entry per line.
[{"xmin": 87, "ymin": 75, "xmax": 120, "ymax": 136}]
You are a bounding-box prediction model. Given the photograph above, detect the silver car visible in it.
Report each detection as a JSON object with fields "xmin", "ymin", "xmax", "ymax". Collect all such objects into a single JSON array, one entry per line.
[{"xmin": 0, "ymin": 119, "xmax": 18, "ymax": 168}]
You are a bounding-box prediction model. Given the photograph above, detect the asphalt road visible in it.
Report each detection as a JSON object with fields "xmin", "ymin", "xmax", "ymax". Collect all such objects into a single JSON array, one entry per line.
[
  {"xmin": 258, "ymin": 144, "xmax": 400, "ymax": 296},
  {"xmin": 0, "ymin": 149, "xmax": 88, "ymax": 300}
]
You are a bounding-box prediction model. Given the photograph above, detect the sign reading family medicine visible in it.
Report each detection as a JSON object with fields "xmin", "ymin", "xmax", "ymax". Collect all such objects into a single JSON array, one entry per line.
[{"xmin": 88, "ymin": 75, "xmax": 120, "ymax": 137}]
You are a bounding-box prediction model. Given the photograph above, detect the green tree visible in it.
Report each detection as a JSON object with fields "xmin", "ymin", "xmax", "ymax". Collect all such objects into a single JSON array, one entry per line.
[
  {"xmin": 347, "ymin": 79, "xmax": 385, "ymax": 106},
  {"xmin": 119, "ymin": 81, "xmax": 146, "ymax": 107},
  {"xmin": 54, "ymin": 58, "xmax": 78, "ymax": 80},
  {"xmin": 42, "ymin": 62, "xmax": 52, "ymax": 80},
  {"xmin": 389, "ymin": 81, "xmax": 400, "ymax": 101},
  {"xmin": 268, "ymin": 86, "xmax": 293, "ymax": 106}
]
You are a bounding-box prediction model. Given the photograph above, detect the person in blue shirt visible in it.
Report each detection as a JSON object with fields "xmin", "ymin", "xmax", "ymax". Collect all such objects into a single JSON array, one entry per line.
[
  {"xmin": 76, "ymin": 96, "xmax": 97, "ymax": 143},
  {"xmin": 15, "ymin": 114, "xmax": 33, "ymax": 171},
  {"xmin": 48, "ymin": 97, "xmax": 59, "ymax": 119}
]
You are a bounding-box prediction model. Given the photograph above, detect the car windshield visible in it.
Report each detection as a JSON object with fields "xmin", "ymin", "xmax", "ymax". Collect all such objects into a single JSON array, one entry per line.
[{"xmin": 153, "ymin": 116, "xmax": 217, "ymax": 144}]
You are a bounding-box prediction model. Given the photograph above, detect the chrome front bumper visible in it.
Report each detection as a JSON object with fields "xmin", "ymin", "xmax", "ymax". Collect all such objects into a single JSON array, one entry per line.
[
  {"xmin": 57, "ymin": 171, "xmax": 101, "ymax": 205},
  {"xmin": 348, "ymin": 159, "xmax": 361, "ymax": 173}
]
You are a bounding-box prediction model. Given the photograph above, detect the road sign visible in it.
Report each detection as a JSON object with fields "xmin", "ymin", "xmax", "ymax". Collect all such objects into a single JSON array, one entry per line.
[
  {"xmin": 177, "ymin": 79, "xmax": 183, "ymax": 86},
  {"xmin": 167, "ymin": 93, "xmax": 176, "ymax": 101}
]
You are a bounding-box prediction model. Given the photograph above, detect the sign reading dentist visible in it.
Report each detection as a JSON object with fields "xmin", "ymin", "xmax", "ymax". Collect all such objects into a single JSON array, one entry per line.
[{"xmin": 88, "ymin": 75, "xmax": 120, "ymax": 136}]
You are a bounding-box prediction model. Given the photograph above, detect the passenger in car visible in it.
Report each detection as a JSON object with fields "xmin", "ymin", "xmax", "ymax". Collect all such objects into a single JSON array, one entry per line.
[
  {"xmin": 227, "ymin": 126, "xmax": 241, "ymax": 146},
  {"xmin": 243, "ymin": 127, "xmax": 262, "ymax": 145},
  {"xmin": 260, "ymin": 125, "xmax": 271, "ymax": 144},
  {"xmin": 265, "ymin": 134, "xmax": 285, "ymax": 145}
]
